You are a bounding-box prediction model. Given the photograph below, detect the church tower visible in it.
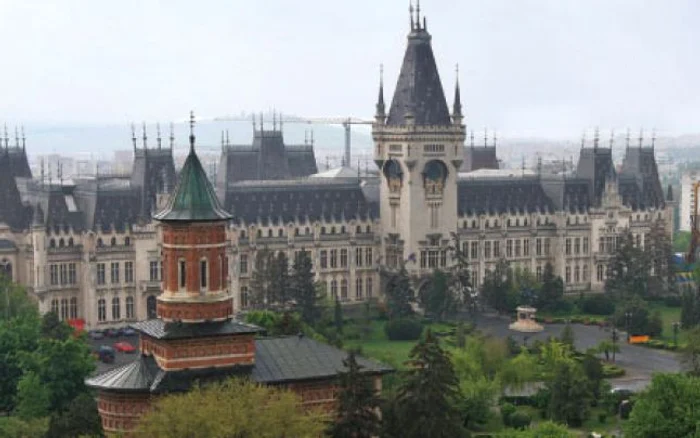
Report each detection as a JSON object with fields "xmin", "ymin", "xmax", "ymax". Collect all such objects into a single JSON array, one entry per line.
[{"xmin": 373, "ymin": 4, "xmax": 465, "ymax": 273}]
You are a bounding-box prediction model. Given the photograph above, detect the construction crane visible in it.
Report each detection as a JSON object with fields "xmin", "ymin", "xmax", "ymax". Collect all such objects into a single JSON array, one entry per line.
[
  {"xmin": 213, "ymin": 115, "xmax": 373, "ymax": 167},
  {"xmin": 687, "ymin": 181, "xmax": 700, "ymax": 263}
]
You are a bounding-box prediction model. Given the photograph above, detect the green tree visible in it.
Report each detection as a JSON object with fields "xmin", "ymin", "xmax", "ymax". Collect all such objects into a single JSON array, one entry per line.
[
  {"xmin": 537, "ymin": 262, "xmax": 564, "ymax": 311},
  {"xmin": 14, "ymin": 371, "xmax": 50, "ymax": 420},
  {"xmin": 458, "ymin": 375, "xmax": 499, "ymax": 429},
  {"xmin": 250, "ymin": 248, "xmax": 273, "ymax": 307},
  {"xmin": 681, "ymin": 288, "xmax": 699, "ymax": 329},
  {"xmin": 498, "ymin": 421, "xmax": 576, "ymax": 437},
  {"xmin": 581, "ymin": 353, "xmax": 604, "ymax": 399},
  {"xmin": 269, "ymin": 251, "xmax": 290, "ymax": 304},
  {"xmin": 605, "ymin": 231, "xmax": 651, "ymax": 300},
  {"xmin": 45, "ymin": 392, "xmax": 103, "ymax": 438},
  {"xmin": 135, "ymin": 379, "xmax": 326, "ymax": 437},
  {"xmin": 681, "ymin": 327, "xmax": 700, "ymax": 376},
  {"xmin": 392, "ymin": 329, "xmax": 467, "ymax": 438},
  {"xmin": 420, "ymin": 270, "xmax": 455, "ymax": 320},
  {"xmin": 625, "ymin": 373, "xmax": 700, "ymax": 438},
  {"xmin": 0, "ymin": 312, "xmax": 40, "ymax": 412},
  {"xmin": 0, "ymin": 277, "xmax": 38, "ymax": 321},
  {"xmin": 481, "ymin": 258, "xmax": 516, "ymax": 313},
  {"xmin": 559, "ymin": 323, "xmax": 575, "ymax": 349},
  {"xmin": 40, "ymin": 311, "xmax": 72, "ymax": 341},
  {"xmin": 291, "ymin": 249, "xmax": 320, "ymax": 325},
  {"xmin": 447, "ymin": 233, "xmax": 474, "ymax": 313},
  {"xmin": 547, "ymin": 361, "xmax": 591, "ymax": 427},
  {"xmin": 329, "ymin": 352, "xmax": 382, "ymax": 438},
  {"xmin": 382, "ymin": 265, "xmax": 414, "ymax": 319},
  {"xmin": 595, "ymin": 339, "xmax": 619, "ymax": 363},
  {"xmin": 334, "ymin": 298, "xmax": 344, "ymax": 335}
]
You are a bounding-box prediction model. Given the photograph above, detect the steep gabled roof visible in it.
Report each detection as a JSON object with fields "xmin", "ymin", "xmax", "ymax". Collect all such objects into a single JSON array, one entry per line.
[
  {"xmin": 154, "ymin": 144, "xmax": 231, "ymax": 222},
  {"xmin": 386, "ymin": 22, "xmax": 451, "ymax": 126}
]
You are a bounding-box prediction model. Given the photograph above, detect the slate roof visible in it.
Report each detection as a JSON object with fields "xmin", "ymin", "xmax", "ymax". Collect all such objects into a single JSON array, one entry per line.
[
  {"xmin": 386, "ymin": 24, "xmax": 451, "ymax": 126},
  {"xmin": 216, "ymin": 129, "xmax": 317, "ymax": 195},
  {"xmin": 457, "ymin": 177, "xmax": 556, "ymax": 215},
  {"xmin": 130, "ymin": 147, "xmax": 177, "ymax": 218},
  {"xmin": 253, "ymin": 336, "xmax": 393, "ymax": 384},
  {"xmin": 223, "ymin": 180, "xmax": 378, "ymax": 225},
  {"xmin": 132, "ymin": 319, "xmax": 261, "ymax": 340},
  {"xmin": 5, "ymin": 147, "xmax": 32, "ymax": 179},
  {"xmin": 154, "ymin": 145, "xmax": 231, "ymax": 222},
  {"xmin": 575, "ymin": 147, "xmax": 616, "ymax": 206},
  {"xmin": 620, "ymin": 147, "xmax": 665, "ymax": 209},
  {"xmin": 0, "ymin": 150, "xmax": 32, "ymax": 230},
  {"xmin": 462, "ymin": 146, "xmax": 499, "ymax": 172},
  {"xmin": 86, "ymin": 335, "xmax": 392, "ymax": 394}
]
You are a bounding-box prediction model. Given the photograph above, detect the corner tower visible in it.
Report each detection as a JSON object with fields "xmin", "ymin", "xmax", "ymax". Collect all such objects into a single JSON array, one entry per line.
[{"xmin": 373, "ymin": 5, "xmax": 465, "ymax": 273}]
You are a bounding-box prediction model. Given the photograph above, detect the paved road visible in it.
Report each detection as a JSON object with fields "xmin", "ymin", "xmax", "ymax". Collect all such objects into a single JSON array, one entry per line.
[
  {"xmin": 89, "ymin": 335, "xmax": 140, "ymax": 375},
  {"xmin": 471, "ymin": 313, "xmax": 682, "ymax": 390}
]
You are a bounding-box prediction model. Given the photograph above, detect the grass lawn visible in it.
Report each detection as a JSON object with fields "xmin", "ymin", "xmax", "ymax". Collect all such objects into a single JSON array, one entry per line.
[
  {"xmin": 649, "ymin": 303, "xmax": 684, "ymax": 342},
  {"xmin": 344, "ymin": 320, "xmax": 418, "ymax": 369}
]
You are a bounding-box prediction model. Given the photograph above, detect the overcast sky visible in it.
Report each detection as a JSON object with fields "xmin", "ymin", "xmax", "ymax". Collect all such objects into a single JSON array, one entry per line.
[{"xmin": 1, "ymin": 0, "xmax": 698, "ymax": 138}]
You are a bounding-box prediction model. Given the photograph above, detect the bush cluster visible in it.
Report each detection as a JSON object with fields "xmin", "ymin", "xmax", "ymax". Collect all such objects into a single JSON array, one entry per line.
[
  {"xmin": 384, "ymin": 318, "xmax": 423, "ymax": 341},
  {"xmin": 579, "ymin": 294, "xmax": 616, "ymax": 316}
]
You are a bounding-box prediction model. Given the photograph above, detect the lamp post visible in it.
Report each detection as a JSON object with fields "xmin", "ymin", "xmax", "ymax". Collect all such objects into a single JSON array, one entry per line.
[
  {"xmin": 612, "ymin": 326, "xmax": 619, "ymax": 362},
  {"xmin": 625, "ymin": 311, "xmax": 632, "ymax": 342},
  {"xmin": 673, "ymin": 322, "xmax": 680, "ymax": 347}
]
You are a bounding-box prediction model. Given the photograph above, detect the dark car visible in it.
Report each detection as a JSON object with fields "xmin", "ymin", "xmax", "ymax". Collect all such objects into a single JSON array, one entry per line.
[
  {"xmin": 122, "ymin": 327, "xmax": 137, "ymax": 337},
  {"xmin": 105, "ymin": 328, "xmax": 120, "ymax": 338},
  {"xmin": 88, "ymin": 330, "xmax": 105, "ymax": 340},
  {"xmin": 97, "ymin": 345, "xmax": 115, "ymax": 363}
]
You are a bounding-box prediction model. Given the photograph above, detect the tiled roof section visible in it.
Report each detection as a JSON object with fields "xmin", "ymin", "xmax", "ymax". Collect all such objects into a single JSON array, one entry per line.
[
  {"xmin": 575, "ymin": 147, "xmax": 616, "ymax": 206},
  {"xmin": 154, "ymin": 147, "xmax": 231, "ymax": 222},
  {"xmin": 620, "ymin": 147, "xmax": 665, "ymax": 209},
  {"xmin": 85, "ymin": 355, "xmax": 160, "ymax": 392},
  {"xmin": 92, "ymin": 188, "xmax": 140, "ymax": 233},
  {"xmin": 562, "ymin": 179, "xmax": 591, "ymax": 213},
  {"xmin": 131, "ymin": 319, "xmax": 261, "ymax": 340},
  {"xmin": 387, "ymin": 27, "xmax": 451, "ymax": 126},
  {"xmin": 252, "ymin": 336, "xmax": 393, "ymax": 384},
  {"xmin": 223, "ymin": 180, "xmax": 378, "ymax": 225},
  {"xmin": 462, "ymin": 146, "xmax": 499, "ymax": 172},
  {"xmin": 457, "ymin": 178, "xmax": 556, "ymax": 215},
  {"xmin": 215, "ymin": 130, "xmax": 317, "ymax": 195},
  {"xmin": 45, "ymin": 187, "xmax": 86, "ymax": 233},
  {"xmin": 130, "ymin": 148, "xmax": 177, "ymax": 218},
  {"xmin": 6, "ymin": 147, "xmax": 32, "ymax": 178},
  {"xmin": 0, "ymin": 150, "xmax": 32, "ymax": 230}
]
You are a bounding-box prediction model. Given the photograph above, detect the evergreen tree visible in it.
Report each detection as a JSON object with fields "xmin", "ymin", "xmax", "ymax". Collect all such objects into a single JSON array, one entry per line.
[
  {"xmin": 537, "ymin": 262, "xmax": 564, "ymax": 311},
  {"xmin": 382, "ymin": 265, "xmax": 414, "ymax": 319},
  {"xmin": 547, "ymin": 361, "xmax": 591, "ymax": 427},
  {"xmin": 645, "ymin": 219, "xmax": 676, "ymax": 297},
  {"xmin": 448, "ymin": 233, "xmax": 474, "ymax": 313},
  {"xmin": 420, "ymin": 270, "xmax": 455, "ymax": 320},
  {"xmin": 334, "ymin": 298, "xmax": 344, "ymax": 334},
  {"xmin": 481, "ymin": 258, "xmax": 516, "ymax": 313},
  {"xmin": 291, "ymin": 249, "xmax": 319, "ymax": 325},
  {"xmin": 559, "ymin": 322, "xmax": 575, "ymax": 349},
  {"xmin": 329, "ymin": 352, "xmax": 382, "ymax": 438},
  {"xmin": 605, "ymin": 232, "xmax": 650, "ymax": 300},
  {"xmin": 392, "ymin": 329, "xmax": 467, "ymax": 438},
  {"xmin": 271, "ymin": 251, "xmax": 290, "ymax": 305},
  {"xmin": 249, "ymin": 248, "xmax": 272, "ymax": 307}
]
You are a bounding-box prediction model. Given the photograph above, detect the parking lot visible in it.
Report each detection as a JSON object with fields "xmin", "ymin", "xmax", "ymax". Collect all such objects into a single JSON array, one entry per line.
[{"xmin": 87, "ymin": 329, "xmax": 141, "ymax": 374}]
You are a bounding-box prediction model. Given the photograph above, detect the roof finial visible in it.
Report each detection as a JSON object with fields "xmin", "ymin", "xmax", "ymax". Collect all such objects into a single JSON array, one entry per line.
[
  {"xmin": 409, "ymin": 1, "xmax": 414, "ymax": 30},
  {"xmin": 169, "ymin": 122, "xmax": 175, "ymax": 149},
  {"xmin": 452, "ymin": 64, "xmax": 463, "ymax": 122},
  {"xmin": 40, "ymin": 158, "xmax": 45, "ymax": 188},
  {"xmin": 357, "ymin": 159, "xmax": 361, "ymax": 181},
  {"xmin": 142, "ymin": 122, "xmax": 148, "ymax": 149},
  {"xmin": 651, "ymin": 128, "xmax": 656, "ymax": 149},
  {"xmin": 484, "ymin": 127, "xmax": 488, "ymax": 147},
  {"xmin": 581, "ymin": 130, "xmax": 586, "ymax": 149},
  {"xmin": 493, "ymin": 132, "xmax": 497, "ymax": 148},
  {"xmin": 470, "ymin": 130, "xmax": 474, "ymax": 148},
  {"xmin": 273, "ymin": 109, "xmax": 277, "ymax": 131},
  {"xmin": 609, "ymin": 129, "xmax": 615, "ymax": 149},
  {"xmin": 376, "ymin": 64, "xmax": 386, "ymax": 120},
  {"xmin": 21, "ymin": 126, "xmax": 26, "ymax": 150},
  {"xmin": 14, "ymin": 126, "xmax": 19, "ymax": 148},
  {"xmin": 260, "ymin": 112, "xmax": 264, "ymax": 133},
  {"xmin": 325, "ymin": 156, "xmax": 330, "ymax": 170},
  {"xmin": 131, "ymin": 123, "xmax": 137, "ymax": 150},
  {"xmin": 593, "ymin": 126, "xmax": 600, "ymax": 149},
  {"xmin": 221, "ymin": 131, "xmax": 225, "ymax": 150},
  {"xmin": 226, "ymin": 130, "xmax": 230, "ymax": 147},
  {"xmin": 310, "ymin": 129, "xmax": 315, "ymax": 145},
  {"xmin": 638, "ymin": 127, "xmax": 644, "ymax": 149},
  {"xmin": 537, "ymin": 155, "xmax": 543, "ymax": 176},
  {"xmin": 279, "ymin": 112, "xmax": 284, "ymax": 131},
  {"xmin": 189, "ymin": 110, "xmax": 196, "ymax": 153},
  {"xmin": 157, "ymin": 123, "xmax": 162, "ymax": 149},
  {"xmin": 416, "ymin": 0, "xmax": 421, "ymax": 30},
  {"xmin": 304, "ymin": 129, "xmax": 308, "ymax": 145},
  {"xmin": 3, "ymin": 124, "xmax": 8, "ymax": 149},
  {"xmin": 625, "ymin": 128, "xmax": 630, "ymax": 150}
]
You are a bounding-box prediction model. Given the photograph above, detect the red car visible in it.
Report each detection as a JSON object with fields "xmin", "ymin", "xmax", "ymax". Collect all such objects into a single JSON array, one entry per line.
[{"xmin": 113, "ymin": 341, "xmax": 136, "ymax": 353}]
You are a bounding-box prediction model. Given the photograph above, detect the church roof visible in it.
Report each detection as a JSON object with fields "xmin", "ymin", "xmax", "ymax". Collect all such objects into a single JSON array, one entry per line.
[
  {"xmin": 310, "ymin": 166, "xmax": 358, "ymax": 179},
  {"xmin": 132, "ymin": 319, "xmax": 261, "ymax": 340},
  {"xmin": 386, "ymin": 18, "xmax": 451, "ymax": 126},
  {"xmin": 154, "ymin": 142, "xmax": 231, "ymax": 222}
]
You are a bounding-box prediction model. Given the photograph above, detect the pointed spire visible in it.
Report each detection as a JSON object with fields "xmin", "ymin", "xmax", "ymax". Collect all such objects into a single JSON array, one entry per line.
[
  {"xmin": 357, "ymin": 159, "xmax": 361, "ymax": 181},
  {"xmin": 260, "ymin": 112, "xmax": 264, "ymax": 133},
  {"xmin": 409, "ymin": 1, "xmax": 414, "ymax": 30},
  {"xmin": 221, "ymin": 131, "xmax": 225, "ymax": 150},
  {"xmin": 189, "ymin": 110, "xmax": 196, "ymax": 153},
  {"xmin": 310, "ymin": 129, "xmax": 314, "ymax": 145},
  {"xmin": 131, "ymin": 123, "xmax": 137, "ymax": 150},
  {"xmin": 537, "ymin": 155, "xmax": 543, "ymax": 176},
  {"xmin": 484, "ymin": 128, "xmax": 488, "ymax": 147},
  {"xmin": 593, "ymin": 127, "xmax": 600, "ymax": 149},
  {"xmin": 21, "ymin": 126, "xmax": 26, "ymax": 150},
  {"xmin": 493, "ymin": 132, "xmax": 497, "ymax": 148},
  {"xmin": 581, "ymin": 130, "xmax": 586, "ymax": 149},
  {"xmin": 609, "ymin": 129, "xmax": 615, "ymax": 149},
  {"xmin": 169, "ymin": 122, "xmax": 175, "ymax": 149},
  {"xmin": 626, "ymin": 128, "xmax": 631, "ymax": 150},
  {"xmin": 638, "ymin": 128, "xmax": 644, "ymax": 149},
  {"xmin": 304, "ymin": 129, "xmax": 308, "ymax": 145},
  {"xmin": 279, "ymin": 112, "xmax": 284, "ymax": 131},
  {"xmin": 252, "ymin": 113, "xmax": 257, "ymax": 132},
  {"xmin": 3, "ymin": 124, "xmax": 8, "ymax": 149},
  {"xmin": 375, "ymin": 64, "xmax": 386, "ymax": 121},
  {"xmin": 225, "ymin": 130, "xmax": 230, "ymax": 147},
  {"xmin": 416, "ymin": 0, "xmax": 421, "ymax": 30},
  {"xmin": 452, "ymin": 64, "xmax": 463, "ymax": 124},
  {"xmin": 14, "ymin": 126, "xmax": 19, "ymax": 148},
  {"xmin": 157, "ymin": 123, "xmax": 162, "ymax": 149},
  {"xmin": 651, "ymin": 128, "xmax": 656, "ymax": 149},
  {"xmin": 272, "ymin": 110, "xmax": 277, "ymax": 131},
  {"xmin": 142, "ymin": 122, "xmax": 148, "ymax": 149},
  {"xmin": 40, "ymin": 158, "xmax": 45, "ymax": 188},
  {"xmin": 470, "ymin": 130, "xmax": 474, "ymax": 148}
]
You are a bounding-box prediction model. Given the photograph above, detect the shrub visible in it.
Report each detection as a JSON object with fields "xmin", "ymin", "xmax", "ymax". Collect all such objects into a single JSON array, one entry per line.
[
  {"xmin": 580, "ymin": 294, "xmax": 616, "ymax": 316},
  {"xmin": 664, "ymin": 294, "xmax": 682, "ymax": 307},
  {"xmin": 602, "ymin": 364, "xmax": 626, "ymax": 378},
  {"xmin": 500, "ymin": 402, "xmax": 516, "ymax": 427},
  {"xmin": 384, "ymin": 318, "xmax": 423, "ymax": 341},
  {"xmin": 508, "ymin": 411, "xmax": 532, "ymax": 430},
  {"xmin": 598, "ymin": 412, "xmax": 608, "ymax": 424}
]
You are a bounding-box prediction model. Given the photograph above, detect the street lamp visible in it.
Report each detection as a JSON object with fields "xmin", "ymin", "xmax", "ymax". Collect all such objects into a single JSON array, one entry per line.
[
  {"xmin": 625, "ymin": 311, "xmax": 633, "ymax": 342},
  {"xmin": 611, "ymin": 326, "xmax": 619, "ymax": 362},
  {"xmin": 673, "ymin": 322, "xmax": 680, "ymax": 347}
]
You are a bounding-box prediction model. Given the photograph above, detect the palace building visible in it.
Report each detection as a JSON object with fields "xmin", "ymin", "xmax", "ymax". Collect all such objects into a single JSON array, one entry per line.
[{"xmin": 0, "ymin": 5, "xmax": 674, "ymax": 331}]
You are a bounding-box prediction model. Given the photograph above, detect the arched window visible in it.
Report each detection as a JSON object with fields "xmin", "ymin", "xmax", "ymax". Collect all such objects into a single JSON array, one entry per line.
[
  {"xmin": 200, "ymin": 258, "xmax": 208, "ymax": 290},
  {"xmin": 146, "ymin": 296, "xmax": 157, "ymax": 319},
  {"xmin": 278, "ymin": 229, "xmax": 284, "ymax": 237},
  {"xmin": 60, "ymin": 299, "xmax": 68, "ymax": 320},
  {"xmin": 462, "ymin": 221, "xmax": 467, "ymax": 229},
  {"xmin": 240, "ymin": 230, "xmax": 246, "ymax": 239},
  {"xmin": 98, "ymin": 299, "xmax": 106, "ymax": 322},
  {"xmin": 331, "ymin": 227, "xmax": 336, "ymax": 234},
  {"xmin": 112, "ymin": 297, "xmax": 120, "ymax": 320},
  {"xmin": 110, "ymin": 237, "xmax": 117, "ymax": 246},
  {"xmin": 96, "ymin": 238, "xmax": 103, "ymax": 247},
  {"xmin": 472, "ymin": 220, "xmax": 477, "ymax": 228},
  {"xmin": 294, "ymin": 228, "xmax": 299, "ymax": 236},
  {"xmin": 68, "ymin": 237, "xmax": 74, "ymax": 247},
  {"xmin": 485, "ymin": 220, "xmax": 490, "ymax": 228},
  {"xmin": 51, "ymin": 299, "xmax": 59, "ymax": 315},
  {"xmin": 267, "ymin": 229, "xmax": 273, "ymax": 237},
  {"xmin": 241, "ymin": 287, "xmax": 249, "ymax": 309},
  {"xmin": 124, "ymin": 237, "xmax": 131, "ymax": 246},
  {"xmin": 50, "ymin": 239, "xmax": 56, "ymax": 248},
  {"xmin": 596, "ymin": 264, "xmax": 605, "ymax": 282},
  {"xmin": 69, "ymin": 297, "xmax": 78, "ymax": 319},
  {"xmin": 356, "ymin": 225, "xmax": 362, "ymax": 234},
  {"xmin": 256, "ymin": 229, "xmax": 262, "ymax": 238},
  {"xmin": 126, "ymin": 296, "xmax": 134, "ymax": 319},
  {"xmin": 179, "ymin": 259, "xmax": 187, "ymax": 289},
  {"xmin": 330, "ymin": 280, "xmax": 338, "ymax": 299},
  {"xmin": 366, "ymin": 225, "xmax": 371, "ymax": 233},
  {"xmin": 340, "ymin": 226, "xmax": 346, "ymax": 234},
  {"xmin": 366, "ymin": 277, "xmax": 373, "ymax": 298},
  {"xmin": 321, "ymin": 227, "xmax": 326, "ymax": 235},
  {"xmin": 574, "ymin": 265, "xmax": 580, "ymax": 283},
  {"xmin": 305, "ymin": 227, "xmax": 310, "ymax": 235},
  {"xmin": 59, "ymin": 238, "xmax": 65, "ymax": 248},
  {"xmin": 355, "ymin": 277, "xmax": 363, "ymax": 299},
  {"xmin": 340, "ymin": 279, "xmax": 348, "ymax": 301}
]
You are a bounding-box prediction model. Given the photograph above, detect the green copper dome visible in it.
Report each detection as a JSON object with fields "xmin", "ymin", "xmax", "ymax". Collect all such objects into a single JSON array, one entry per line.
[{"xmin": 154, "ymin": 120, "xmax": 231, "ymax": 222}]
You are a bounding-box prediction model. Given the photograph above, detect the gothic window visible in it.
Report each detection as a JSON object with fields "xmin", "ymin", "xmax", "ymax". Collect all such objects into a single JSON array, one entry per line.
[
  {"xmin": 60, "ymin": 299, "xmax": 68, "ymax": 320},
  {"xmin": 59, "ymin": 238, "xmax": 65, "ymax": 248},
  {"xmin": 340, "ymin": 279, "xmax": 348, "ymax": 301},
  {"xmin": 423, "ymin": 160, "xmax": 447, "ymax": 195},
  {"xmin": 68, "ymin": 238, "xmax": 74, "ymax": 247},
  {"xmin": 470, "ymin": 242, "xmax": 478, "ymax": 259},
  {"xmin": 278, "ymin": 229, "xmax": 284, "ymax": 237},
  {"xmin": 320, "ymin": 250, "xmax": 328, "ymax": 269},
  {"xmin": 366, "ymin": 277, "xmax": 373, "ymax": 298},
  {"xmin": 574, "ymin": 238, "xmax": 581, "ymax": 254},
  {"xmin": 574, "ymin": 265, "xmax": 580, "ymax": 283},
  {"xmin": 126, "ymin": 296, "xmax": 134, "ymax": 319},
  {"xmin": 565, "ymin": 238, "xmax": 572, "ymax": 255},
  {"xmin": 125, "ymin": 262, "xmax": 133, "ymax": 283},
  {"xmin": 356, "ymin": 225, "xmax": 362, "ymax": 234},
  {"xmin": 330, "ymin": 250, "xmax": 338, "ymax": 268},
  {"xmin": 110, "ymin": 237, "xmax": 117, "ymax": 246},
  {"xmin": 321, "ymin": 227, "xmax": 326, "ymax": 235},
  {"xmin": 96, "ymin": 238, "xmax": 103, "ymax": 247},
  {"xmin": 96, "ymin": 263, "xmax": 106, "ymax": 285},
  {"xmin": 484, "ymin": 241, "xmax": 492, "ymax": 259},
  {"xmin": 341, "ymin": 226, "xmax": 346, "ymax": 234},
  {"xmin": 268, "ymin": 229, "xmax": 273, "ymax": 238},
  {"xmin": 596, "ymin": 264, "xmax": 605, "ymax": 282},
  {"xmin": 69, "ymin": 297, "xmax": 78, "ymax": 319},
  {"xmin": 98, "ymin": 299, "xmax": 106, "ymax": 322},
  {"xmin": 239, "ymin": 255, "xmax": 248, "ymax": 275},
  {"xmin": 494, "ymin": 241, "xmax": 501, "ymax": 258},
  {"xmin": 110, "ymin": 262, "xmax": 119, "ymax": 284},
  {"xmin": 506, "ymin": 240, "xmax": 513, "ymax": 258},
  {"xmin": 514, "ymin": 240, "xmax": 521, "ymax": 257},
  {"xmin": 365, "ymin": 248, "xmax": 373, "ymax": 267},
  {"xmin": 582, "ymin": 265, "xmax": 589, "ymax": 282},
  {"xmin": 536, "ymin": 266, "xmax": 543, "ymax": 281},
  {"xmin": 583, "ymin": 237, "xmax": 589, "ymax": 254},
  {"xmin": 383, "ymin": 160, "xmax": 403, "ymax": 193},
  {"xmin": 257, "ymin": 230, "xmax": 262, "ymax": 238},
  {"xmin": 523, "ymin": 239, "xmax": 530, "ymax": 257},
  {"xmin": 50, "ymin": 239, "xmax": 56, "ymax": 248},
  {"xmin": 331, "ymin": 227, "xmax": 336, "ymax": 235},
  {"xmin": 366, "ymin": 225, "xmax": 371, "ymax": 233},
  {"xmin": 241, "ymin": 287, "xmax": 249, "ymax": 309},
  {"xmin": 355, "ymin": 248, "xmax": 363, "ymax": 267},
  {"xmin": 240, "ymin": 230, "xmax": 246, "ymax": 239},
  {"xmin": 565, "ymin": 266, "xmax": 571, "ymax": 284},
  {"xmin": 536, "ymin": 238, "xmax": 542, "ymax": 256},
  {"xmin": 305, "ymin": 227, "xmax": 310, "ymax": 235},
  {"xmin": 146, "ymin": 295, "xmax": 157, "ymax": 319},
  {"xmin": 355, "ymin": 277, "xmax": 363, "ymax": 299},
  {"xmin": 124, "ymin": 237, "xmax": 131, "ymax": 246},
  {"xmin": 340, "ymin": 249, "xmax": 348, "ymax": 268}
]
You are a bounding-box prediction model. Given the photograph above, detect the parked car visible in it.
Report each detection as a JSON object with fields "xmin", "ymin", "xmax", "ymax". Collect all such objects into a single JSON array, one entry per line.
[
  {"xmin": 97, "ymin": 345, "xmax": 115, "ymax": 363},
  {"xmin": 88, "ymin": 330, "xmax": 105, "ymax": 340},
  {"xmin": 105, "ymin": 328, "xmax": 120, "ymax": 338},
  {"xmin": 122, "ymin": 327, "xmax": 137, "ymax": 337},
  {"xmin": 113, "ymin": 341, "xmax": 136, "ymax": 353}
]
